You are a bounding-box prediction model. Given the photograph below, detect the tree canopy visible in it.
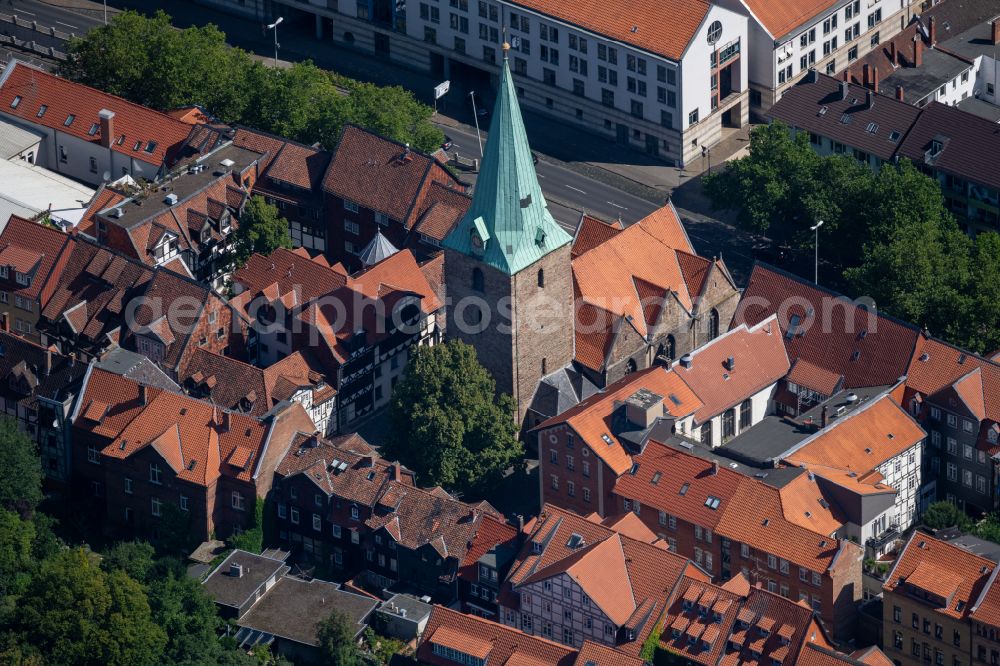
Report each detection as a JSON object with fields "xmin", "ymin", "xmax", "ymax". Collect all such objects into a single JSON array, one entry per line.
[
  {"xmin": 230, "ymin": 196, "xmax": 292, "ymax": 269},
  {"xmin": 61, "ymin": 11, "xmax": 444, "ymax": 152},
  {"xmin": 703, "ymin": 122, "xmax": 1000, "ymax": 355},
  {"xmin": 387, "ymin": 341, "xmax": 522, "ymax": 495},
  {"xmin": 316, "ymin": 609, "xmax": 361, "ymax": 666},
  {"xmin": 0, "ymin": 418, "xmax": 42, "ymax": 519}
]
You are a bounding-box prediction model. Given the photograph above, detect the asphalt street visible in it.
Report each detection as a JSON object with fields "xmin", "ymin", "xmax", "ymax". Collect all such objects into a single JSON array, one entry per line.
[{"xmin": 4, "ymin": 0, "xmax": 102, "ymax": 36}]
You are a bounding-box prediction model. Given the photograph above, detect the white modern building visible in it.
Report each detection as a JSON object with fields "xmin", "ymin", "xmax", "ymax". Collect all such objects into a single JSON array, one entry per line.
[
  {"xmin": 0, "ymin": 152, "xmax": 95, "ymax": 230},
  {"xmin": 714, "ymin": 0, "xmax": 915, "ymax": 114},
  {"xmin": 196, "ymin": 0, "xmax": 749, "ymax": 167}
]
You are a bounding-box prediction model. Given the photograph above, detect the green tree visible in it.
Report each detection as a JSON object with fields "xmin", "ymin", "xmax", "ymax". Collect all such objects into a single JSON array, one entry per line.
[
  {"xmin": 922, "ymin": 501, "xmax": 971, "ymax": 531},
  {"xmin": 957, "ymin": 232, "xmax": 1000, "ymax": 355},
  {"xmin": 101, "ymin": 541, "xmax": 156, "ymax": 583},
  {"xmin": 316, "ymin": 609, "xmax": 361, "ymax": 666},
  {"xmin": 11, "ymin": 549, "xmax": 166, "ymax": 666},
  {"xmin": 0, "ymin": 418, "xmax": 43, "ymax": 518},
  {"xmin": 231, "ymin": 196, "xmax": 292, "ymax": 269},
  {"xmin": 345, "ymin": 81, "xmax": 444, "ymax": 153},
  {"xmin": 147, "ymin": 570, "xmax": 225, "ymax": 664},
  {"xmin": 227, "ymin": 497, "xmax": 265, "ymax": 554},
  {"xmin": 387, "ymin": 341, "xmax": 522, "ymax": 495},
  {"xmin": 0, "ymin": 509, "xmax": 35, "ymax": 597}
]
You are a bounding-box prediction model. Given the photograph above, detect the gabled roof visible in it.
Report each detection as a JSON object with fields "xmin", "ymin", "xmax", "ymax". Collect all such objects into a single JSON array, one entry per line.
[
  {"xmin": 350, "ymin": 248, "xmax": 442, "ymax": 314},
  {"xmin": 232, "ymin": 246, "xmax": 349, "ymax": 312},
  {"xmin": 787, "ymin": 358, "xmax": 843, "ymax": 397},
  {"xmin": 509, "ymin": 0, "xmax": 714, "ymax": 61},
  {"xmin": 0, "ymin": 60, "xmax": 193, "ymax": 167},
  {"xmin": 417, "ymin": 606, "xmax": 577, "ymax": 666},
  {"xmin": 442, "ymin": 54, "xmax": 571, "ymax": 275},
  {"xmin": 232, "ymin": 126, "xmax": 331, "ymax": 191},
  {"xmin": 322, "ymin": 124, "xmax": 462, "ymax": 224},
  {"xmin": 0, "ymin": 215, "xmax": 72, "ymax": 302},
  {"xmin": 571, "ymin": 214, "xmax": 622, "ymax": 258},
  {"xmin": 738, "ymin": 0, "xmax": 840, "ymax": 40},
  {"xmin": 733, "ymin": 263, "xmax": 921, "ymax": 390},
  {"xmin": 906, "ymin": 337, "xmax": 1000, "ymax": 423},
  {"xmin": 885, "ymin": 532, "xmax": 995, "ymax": 620},
  {"xmin": 0, "ymin": 330, "xmax": 86, "ymax": 411},
  {"xmin": 673, "ymin": 315, "xmax": 790, "ymax": 424},
  {"xmin": 536, "ymin": 367, "xmax": 702, "ymax": 476}
]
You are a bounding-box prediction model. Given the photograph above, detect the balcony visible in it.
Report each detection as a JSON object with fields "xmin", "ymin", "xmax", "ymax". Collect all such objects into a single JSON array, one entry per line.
[{"xmin": 867, "ymin": 525, "xmax": 901, "ymax": 552}]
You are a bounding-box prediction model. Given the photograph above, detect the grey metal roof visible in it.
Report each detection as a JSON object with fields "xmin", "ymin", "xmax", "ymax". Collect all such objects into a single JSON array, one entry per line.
[
  {"xmin": 94, "ymin": 347, "xmax": 180, "ymax": 391},
  {"xmin": 358, "ymin": 228, "xmax": 399, "ymax": 267},
  {"xmin": 881, "ymin": 48, "xmax": 970, "ymax": 104},
  {"xmin": 956, "ymin": 96, "xmax": 1000, "ymax": 123},
  {"xmin": 0, "ymin": 117, "xmax": 43, "ymax": 159},
  {"xmin": 529, "ymin": 365, "xmax": 600, "ymax": 421},
  {"xmin": 657, "ymin": 434, "xmax": 805, "ymax": 489},
  {"xmin": 379, "ymin": 593, "xmax": 433, "ymax": 623}
]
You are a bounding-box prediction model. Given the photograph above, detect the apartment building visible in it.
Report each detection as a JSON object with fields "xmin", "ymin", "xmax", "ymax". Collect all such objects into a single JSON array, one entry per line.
[
  {"xmin": 769, "ymin": 72, "xmax": 1000, "ymax": 233},
  {"xmin": 903, "ymin": 337, "xmax": 1000, "ymax": 517},
  {"xmin": 70, "ymin": 366, "xmax": 316, "ymax": 541},
  {"xmin": 714, "ymin": 0, "xmax": 913, "ymax": 114},
  {"xmin": 201, "ymin": 0, "xmax": 748, "ymax": 167},
  {"xmin": 0, "ymin": 60, "xmax": 205, "ymax": 186},
  {"xmin": 883, "ymin": 532, "xmax": 995, "ymax": 666},
  {"xmin": 0, "ymin": 215, "xmax": 72, "ymax": 341}
]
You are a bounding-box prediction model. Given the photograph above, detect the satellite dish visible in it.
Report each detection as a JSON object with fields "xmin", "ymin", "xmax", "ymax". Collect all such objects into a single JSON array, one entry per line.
[{"xmin": 102, "ymin": 170, "xmax": 111, "ymax": 182}]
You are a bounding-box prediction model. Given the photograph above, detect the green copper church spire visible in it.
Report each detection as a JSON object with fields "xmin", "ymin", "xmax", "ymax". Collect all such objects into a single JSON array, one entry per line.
[{"xmin": 443, "ymin": 43, "xmax": 572, "ymax": 275}]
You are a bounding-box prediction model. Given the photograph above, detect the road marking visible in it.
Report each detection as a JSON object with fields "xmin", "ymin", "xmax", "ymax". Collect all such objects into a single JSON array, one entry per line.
[
  {"xmin": 537, "ymin": 173, "xmax": 545, "ymax": 178},
  {"xmin": 566, "ymin": 185, "xmax": 586, "ymax": 194},
  {"xmin": 607, "ymin": 201, "xmax": 627, "ymax": 210},
  {"xmin": 57, "ymin": 21, "xmax": 78, "ymax": 29}
]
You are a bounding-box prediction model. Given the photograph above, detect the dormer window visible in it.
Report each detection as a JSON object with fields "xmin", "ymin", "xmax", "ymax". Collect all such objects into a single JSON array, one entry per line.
[{"xmin": 15, "ymin": 272, "xmax": 30, "ymax": 287}]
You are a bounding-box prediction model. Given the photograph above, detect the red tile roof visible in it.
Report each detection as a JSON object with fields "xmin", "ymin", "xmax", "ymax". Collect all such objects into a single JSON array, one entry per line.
[
  {"xmin": 787, "ymin": 358, "xmax": 843, "ymax": 397},
  {"xmin": 73, "ymin": 367, "xmax": 302, "ymax": 487},
  {"xmin": 510, "ymin": 0, "xmax": 712, "ymax": 61},
  {"xmin": 410, "ymin": 180, "xmax": 471, "ymax": 243},
  {"xmin": 350, "ymin": 248, "xmax": 442, "ymax": 313},
  {"xmin": 885, "ymin": 532, "xmax": 995, "ymax": 620},
  {"xmin": 536, "ymin": 367, "xmax": 702, "ymax": 476},
  {"xmin": 906, "ymin": 337, "xmax": 1000, "ymax": 423},
  {"xmin": 971, "ymin": 568, "xmax": 1000, "ymax": 629},
  {"xmin": 232, "ymin": 127, "xmax": 331, "ymax": 191},
  {"xmin": 0, "ymin": 61, "xmax": 193, "ymax": 166},
  {"xmin": 322, "ymin": 125, "xmax": 463, "ymax": 225},
  {"xmin": 740, "ymin": 0, "xmax": 840, "ymax": 39},
  {"xmin": 733, "ymin": 263, "xmax": 921, "ymax": 390},
  {"xmin": 232, "ymin": 246, "xmax": 349, "ymax": 313},
  {"xmin": 0, "ymin": 215, "xmax": 72, "ymax": 303},
  {"xmin": 571, "ymin": 214, "xmax": 622, "ymax": 258},
  {"xmin": 673, "ymin": 316, "xmax": 789, "ymax": 424},
  {"xmin": 417, "ymin": 606, "xmax": 576, "ymax": 666}
]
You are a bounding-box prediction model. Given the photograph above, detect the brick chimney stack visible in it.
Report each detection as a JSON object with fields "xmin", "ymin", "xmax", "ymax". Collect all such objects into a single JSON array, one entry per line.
[
  {"xmin": 889, "ymin": 41, "xmax": 897, "ymax": 66},
  {"xmin": 896, "ymin": 85, "xmax": 905, "ymax": 101},
  {"xmin": 98, "ymin": 109, "xmax": 115, "ymax": 149},
  {"xmin": 872, "ymin": 65, "xmax": 880, "ymax": 94},
  {"xmin": 913, "ymin": 35, "xmax": 923, "ymax": 67},
  {"xmin": 928, "ymin": 16, "xmax": 937, "ymax": 46},
  {"xmin": 992, "ymin": 19, "xmax": 1000, "ymax": 46},
  {"xmin": 863, "ymin": 63, "xmax": 871, "ymax": 87}
]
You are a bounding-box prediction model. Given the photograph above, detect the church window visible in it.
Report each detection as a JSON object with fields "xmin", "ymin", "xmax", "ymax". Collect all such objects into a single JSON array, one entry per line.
[
  {"xmin": 472, "ymin": 267, "xmax": 485, "ymax": 292},
  {"xmin": 708, "ymin": 308, "xmax": 720, "ymax": 340},
  {"xmin": 626, "ymin": 358, "xmax": 637, "ymax": 374}
]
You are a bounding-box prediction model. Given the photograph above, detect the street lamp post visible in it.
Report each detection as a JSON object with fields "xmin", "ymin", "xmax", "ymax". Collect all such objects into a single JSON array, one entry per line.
[
  {"xmin": 103, "ymin": 0, "xmax": 107, "ymax": 25},
  {"xmin": 469, "ymin": 91, "xmax": 484, "ymax": 157},
  {"xmin": 810, "ymin": 220, "xmax": 824, "ymax": 284},
  {"xmin": 267, "ymin": 17, "xmax": 284, "ymax": 68}
]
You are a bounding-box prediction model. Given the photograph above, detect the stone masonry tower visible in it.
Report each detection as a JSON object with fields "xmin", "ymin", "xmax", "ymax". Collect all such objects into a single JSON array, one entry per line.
[{"xmin": 443, "ymin": 44, "xmax": 574, "ymax": 427}]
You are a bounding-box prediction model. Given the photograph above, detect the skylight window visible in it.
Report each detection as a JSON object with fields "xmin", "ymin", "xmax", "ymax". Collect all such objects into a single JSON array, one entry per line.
[
  {"xmin": 818, "ymin": 105, "xmax": 828, "ymax": 116},
  {"xmin": 889, "ymin": 130, "xmax": 901, "ymax": 143},
  {"xmin": 705, "ymin": 496, "xmax": 721, "ymax": 510},
  {"xmin": 866, "ymin": 122, "xmax": 878, "ymax": 134},
  {"xmin": 840, "ymin": 113, "xmax": 852, "ymax": 125},
  {"xmin": 88, "ymin": 123, "xmax": 99, "ymax": 136},
  {"xmin": 601, "ymin": 433, "xmax": 614, "ymax": 445},
  {"xmin": 651, "ymin": 472, "xmax": 662, "ymax": 485},
  {"xmin": 9, "ymin": 95, "xmax": 20, "ymax": 109},
  {"xmin": 144, "ymin": 141, "xmax": 158, "ymax": 154},
  {"xmin": 679, "ymin": 482, "xmax": 690, "ymax": 496},
  {"xmin": 64, "ymin": 114, "xmax": 75, "ymax": 126},
  {"xmin": 133, "ymin": 140, "xmax": 142, "ymax": 151},
  {"xmin": 36, "ymin": 104, "xmax": 47, "ymax": 118}
]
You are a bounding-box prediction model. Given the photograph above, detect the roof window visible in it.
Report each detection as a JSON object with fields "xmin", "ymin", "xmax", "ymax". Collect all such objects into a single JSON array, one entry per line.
[
  {"xmin": 117, "ymin": 134, "xmax": 126, "ymax": 145},
  {"xmin": 10, "ymin": 95, "xmax": 20, "ymax": 109},
  {"xmin": 64, "ymin": 114, "xmax": 75, "ymax": 126},
  {"xmin": 840, "ymin": 113, "xmax": 852, "ymax": 125},
  {"xmin": 36, "ymin": 104, "xmax": 47, "ymax": 118},
  {"xmin": 144, "ymin": 141, "xmax": 157, "ymax": 154},
  {"xmin": 866, "ymin": 122, "xmax": 878, "ymax": 134},
  {"xmin": 679, "ymin": 482, "xmax": 690, "ymax": 496},
  {"xmin": 133, "ymin": 140, "xmax": 142, "ymax": 151},
  {"xmin": 651, "ymin": 472, "xmax": 662, "ymax": 485},
  {"xmin": 601, "ymin": 433, "xmax": 614, "ymax": 445},
  {"xmin": 705, "ymin": 496, "xmax": 721, "ymax": 510},
  {"xmin": 889, "ymin": 130, "xmax": 901, "ymax": 143},
  {"xmin": 818, "ymin": 105, "xmax": 828, "ymax": 116},
  {"xmin": 88, "ymin": 123, "xmax": 99, "ymax": 136}
]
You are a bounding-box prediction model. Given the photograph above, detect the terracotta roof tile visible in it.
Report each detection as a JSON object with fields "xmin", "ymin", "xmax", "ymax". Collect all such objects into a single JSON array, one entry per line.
[
  {"xmin": 635, "ymin": 203, "xmax": 694, "ymax": 254},
  {"xmin": 350, "ymin": 248, "xmax": 442, "ymax": 313},
  {"xmin": 417, "ymin": 606, "xmax": 576, "ymax": 666},
  {"xmin": 787, "ymin": 358, "xmax": 843, "ymax": 396},
  {"xmin": 0, "ymin": 61, "xmax": 193, "ymax": 166},
  {"xmin": 0, "ymin": 215, "xmax": 72, "ymax": 302},
  {"xmin": 509, "ymin": 0, "xmax": 712, "ymax": 61},
  {"xmin": 741, "ymin": 0, "xmax": 841, "ymax": 39},
  {"xmin": 537, "ymin": 367, "xmax": 702, "ymax": 476},
  {"xmin": 733, "ymin": 264, "xmax": 921, "ymax": 390},
  {"xmin": 673, "ymin": 315, "xmax": 790, "ymax": 424},
  {"xmin": 232, "ymin": 127, "xmax": 331, "ymax": 191},
  {"xmin": 885, "ymin": 532, "xmax": 995, "ymax": 620},
  {"xmin": 571, "ymin": 214, "xmax": 622, "ymax": 258},
  {"xmin": 411, "ymin": 180, "xmax": 471, "ymax": 242},
  {"xmin": 906, "ymin": 337, "xmax": 1000, "ymax": 423},
  {"xmin": 573, "ymin": 642, "xmax": 644, "ymax": 666}
]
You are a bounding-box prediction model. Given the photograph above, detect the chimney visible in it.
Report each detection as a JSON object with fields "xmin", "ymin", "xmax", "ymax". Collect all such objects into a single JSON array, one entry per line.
[
  {"xmin": 679, "ymin": 354, "xmax": 693, "ymax": 369},
  {"xmin": 896, "ymin": 85, "xmax": 905, "ymax": 101},
  {"xmin": 711, "ymin": 461, "xmax": 719, "ymax": 475},
  {"xmin": 821, "ymin": 405, "xmax": 828, "ymax": 428},
  {"xmin": 840, "ymin": 80, "xmax": 850, "ymax": 101},
  {"xmin": 229, "ymin": 562, "xmax": 244, "ymax": 578},
  {"xmin": 139, "ymin": 384, "xmax": 147, "ymax": 406},
  {"xmin": 98, "ymin": 109, "xmax": 115, "ymax": 149},
  {"xmin": 866, "ymin": 89, "xmax": 875, "ymax": 110},
  {"xmin": 928, "ymin": 16, "xmax": 936, "ymax": 46},
  {"xmin": 45, "ymin": 346, "xmax": 53, "ymax": 376},
  {"xmin": 221, "ymin": 411, "xmax": 231, "ymax": 433},
  {"xmin": 993, "ymin": 19, "xmax": 1000, "ymax": 46},
  {"xmin": 913, "ymin": 36, "xmax": 923, "ymax": 68},
  {"xmin": 393, "ymin": 462, "xmax": 402, "ymax": 482},
  {"xmin": 863, "ymin": 63, "xmax": 871, "ymax": 88},
  {"xmin": 843, "ymin": 70, "xmax": 850, "ymax": 82},
  {"xmin": 872, "ymin": 66, "xmax": 880, "ymax": 94},
  {"xmin": 889, "ymin": 41, "xmax": 897, "ymax": 66},
  {"xmin": 724, "ymin": 356, "xmax": 735, "ymax": 371}
]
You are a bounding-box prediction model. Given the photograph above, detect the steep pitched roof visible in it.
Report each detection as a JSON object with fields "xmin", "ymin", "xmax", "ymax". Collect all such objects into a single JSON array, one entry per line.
[
  {"xmin": 0, "ymin": 215, "xmax": 72, "ymax": 303},
  {"xmin": 442, "ymin": 54, "xmax": 571, "ymax": 275},
  {"xmin": 733, "ymin": 263, "xmax": 921, "ymax": 390},
  {"xmin": 0, "ymin": 60, "xmax": 193, "ymax": 167},
  {"xmin": 232, "ymin": 126, "xmax": 330, "ymax": 191},
  {"xmin": 571, "ymin": 214, "xmax": 622, "ymax": 258},
  {"xmin": 417, "ymin": 606, "xmax": 577, "ymax": 666},
  {"xmin": 537, "ymin": 367, "xmax": 702, "ymax": 476},
  {"xmin": 885, "ymin": 532, "xmax": 995, "ymax": 621},
  {"xmin": 673, "ymin": 315, "xmax": 790, "ymax": 424},
  {"xmin": 906, "ymin": 337, "xmax": 1000, "ymax": 424},
  {"xmin": 350, "ymin": 248, "xmax": 442, "ymax": 313},
  {"xmin": 510, "ymin": 0, "xmax": 713, "ymax": 61},
  {"xmin": 358, "ymin": 228, "xmax": 399, "ymax": 267}
]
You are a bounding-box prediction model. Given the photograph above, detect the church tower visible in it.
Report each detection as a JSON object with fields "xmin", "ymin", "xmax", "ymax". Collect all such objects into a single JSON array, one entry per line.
[{"xmin": 443, "ymin": 44, "xmax": 574, "ymax": 427}]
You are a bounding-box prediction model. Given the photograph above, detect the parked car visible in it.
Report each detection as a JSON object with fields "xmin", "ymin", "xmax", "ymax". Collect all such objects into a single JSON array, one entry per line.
[{"xmin": 441, "ymin": 135, "xmax": 454, "ymax": 151}]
